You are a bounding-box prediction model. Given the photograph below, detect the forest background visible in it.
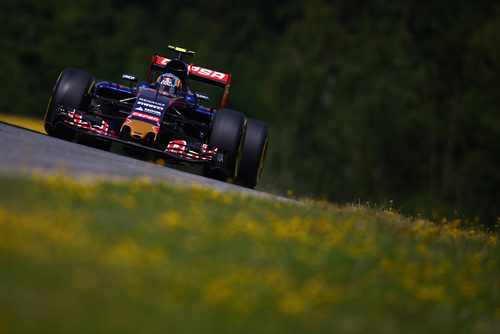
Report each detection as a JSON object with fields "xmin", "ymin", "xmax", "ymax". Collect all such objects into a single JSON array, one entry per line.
[{"xmin": 1, "ymin": 0, "xmax": 498, "ymax": 227}]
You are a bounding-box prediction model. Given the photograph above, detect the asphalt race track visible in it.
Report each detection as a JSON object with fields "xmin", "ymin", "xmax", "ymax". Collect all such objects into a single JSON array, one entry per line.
[{"xmin": 0, "ymin": 122, "xmax": 288, "ymax": 202}]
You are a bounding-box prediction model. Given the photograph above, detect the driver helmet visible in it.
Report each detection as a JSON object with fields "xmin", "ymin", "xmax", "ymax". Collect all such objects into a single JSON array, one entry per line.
[{"xmin": 156, "ymin": 73, "xmax": 183, "ymax": 96}]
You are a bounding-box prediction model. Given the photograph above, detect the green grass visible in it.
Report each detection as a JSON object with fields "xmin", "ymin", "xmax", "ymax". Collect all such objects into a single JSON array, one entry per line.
[{"xmin": 0, "ymin": 174, "xmax": 498, "ymax": 333}]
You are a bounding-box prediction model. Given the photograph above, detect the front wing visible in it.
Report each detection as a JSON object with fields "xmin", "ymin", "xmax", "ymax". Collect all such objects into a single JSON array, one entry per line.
[{"xmin": 54, "ymin": 106, "xmax": 225, "ymax": 168}]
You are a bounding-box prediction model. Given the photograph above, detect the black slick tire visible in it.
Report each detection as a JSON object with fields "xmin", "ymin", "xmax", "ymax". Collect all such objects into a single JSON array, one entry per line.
[
  {"xmin": 236, "ymin": 118, "xmax": 269, "ymax": 188},
  {"xmin": 44, "ymin": 68, "xmax": 94, "ymax": 141},
  {"xmin": 203, "ymin": 109, "xmax": 247, "ymax": 182}
]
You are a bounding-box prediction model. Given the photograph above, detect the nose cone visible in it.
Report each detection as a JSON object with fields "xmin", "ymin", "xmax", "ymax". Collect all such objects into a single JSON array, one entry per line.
[{"xmin": 120, "ymin": 119, "xmax": 158, "ymax": 142}]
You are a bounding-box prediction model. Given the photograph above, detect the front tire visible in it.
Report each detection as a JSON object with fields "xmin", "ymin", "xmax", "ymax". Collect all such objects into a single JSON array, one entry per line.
[
  {"xmin": 203, "ymin": 109, "xmax": 247, "ymax": 182},
  {"xmin": 236, "ymin": 119, "xmax": 269, "ymax": 188},
  {"xmin": 44, "ymin": 68, "xmax": 94, "ymax": 140}
]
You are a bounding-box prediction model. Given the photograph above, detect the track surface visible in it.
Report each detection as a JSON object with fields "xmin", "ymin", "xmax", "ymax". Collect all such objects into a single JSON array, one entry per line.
[{"xmin": 0, "ymin": 122, "xmax": 288, "ymax": 201}]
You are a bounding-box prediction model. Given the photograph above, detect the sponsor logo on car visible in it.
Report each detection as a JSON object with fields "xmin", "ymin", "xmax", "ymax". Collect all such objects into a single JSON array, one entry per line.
[
  {"xmin": 195, "ymin": 92, "xmax": 210, "ymax": 101},
  {"xmin": 142, "ymin": 107, "xmax": 162, "ymax": 114},
  {"xmin": 136, "ymin": 100, "xmax": 164, "ymax": 114},
  {"xmin": 131, "ymin": 112, "xmax": 160, "ymax": 123},
  {"xmin": 122, "ymin": 74, "xmax": 138, "ymax": 81},
  {"xmin": 154, "ymin": 57, "xmax": 229, "ymax": 83},
  {"xmin": 190, "ymin": 66, "xmax": 226, "ymax": 81}
]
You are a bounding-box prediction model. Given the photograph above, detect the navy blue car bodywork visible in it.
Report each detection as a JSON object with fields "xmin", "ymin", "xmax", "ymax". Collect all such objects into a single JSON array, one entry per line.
[
  {"xmin": 47, "ymin": 52, "xmax": 232, "ymax": 167},
  {"xmin": 44, "ymin": 46, "xmax": 269, "ymax": 188}
]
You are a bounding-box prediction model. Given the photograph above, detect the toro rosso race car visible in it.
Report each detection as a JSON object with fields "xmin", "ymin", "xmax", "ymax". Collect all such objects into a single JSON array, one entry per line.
[{"xmin": 44, "ymin": 45, "xmax": 269, "ymax": 188}]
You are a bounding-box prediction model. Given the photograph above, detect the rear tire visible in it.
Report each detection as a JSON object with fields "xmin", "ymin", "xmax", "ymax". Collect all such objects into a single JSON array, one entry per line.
[
  {"xmin": 236, "ymin": 119, "xmax": 269, "ymax": 188},
  {"xmin": 44, "ymin": 68, "xmax": 94, "ymax": 141},
  {"xmin": 203, "ymin": 109, "xmax": 247, "ymax": 182}
]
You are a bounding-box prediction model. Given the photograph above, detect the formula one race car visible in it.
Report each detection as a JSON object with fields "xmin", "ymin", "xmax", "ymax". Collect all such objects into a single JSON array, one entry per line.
[{"xmin": 44, "ymin": 46, "xmax": 269, "ymax": 188}]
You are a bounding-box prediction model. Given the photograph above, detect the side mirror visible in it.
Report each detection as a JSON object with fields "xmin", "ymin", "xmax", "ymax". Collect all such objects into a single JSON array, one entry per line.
[
  {"xmin": 194, "ymin": 92, "xmax": 210, "ymax": 102},
  {"xmin": 122, "ymin": 74, "xmax": 138, "ymax": 82},
  {"xmin": 122, "ymin": 74, "xmax": 138, "ymax": 89}
]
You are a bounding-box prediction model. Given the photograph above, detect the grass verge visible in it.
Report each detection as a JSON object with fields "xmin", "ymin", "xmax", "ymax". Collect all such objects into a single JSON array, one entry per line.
[{"xmin": 0, "ymin": 174, "xmax": 498, "ymax": 333}]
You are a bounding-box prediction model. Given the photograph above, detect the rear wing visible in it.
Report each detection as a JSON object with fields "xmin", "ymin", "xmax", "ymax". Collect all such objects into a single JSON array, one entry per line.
[{"xmin": 146, "ymin": 54, "xmax": 232, "ymax": 108}]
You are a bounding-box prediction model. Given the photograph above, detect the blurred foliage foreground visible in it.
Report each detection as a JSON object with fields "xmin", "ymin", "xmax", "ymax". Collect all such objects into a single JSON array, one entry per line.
[
  {"xmin": 1, "ymin": 0, "xmax": 499, "ymax": 225},
  {"xmin": 0, "ymin": 175, "xmax": 498, "ymax": 333}
]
